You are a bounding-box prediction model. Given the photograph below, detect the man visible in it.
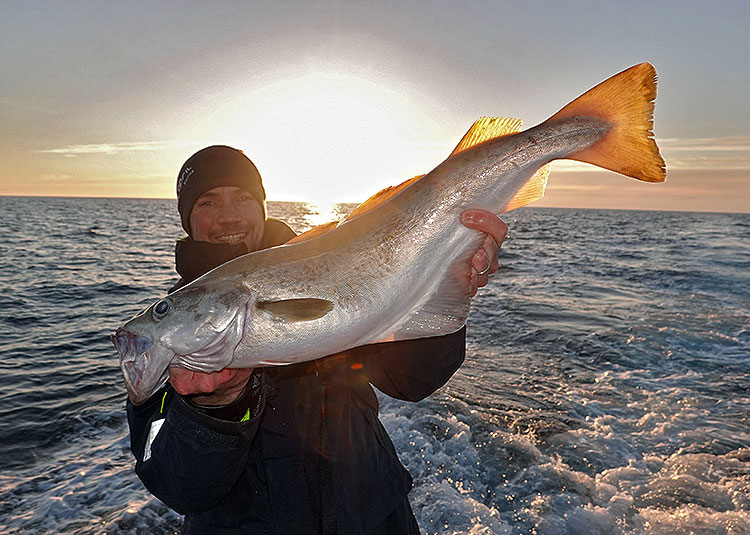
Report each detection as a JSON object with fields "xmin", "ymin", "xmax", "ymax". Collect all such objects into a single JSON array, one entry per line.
[{"xmin": 127, "ymin": 145, "xmax": 507, "ymax": 534}]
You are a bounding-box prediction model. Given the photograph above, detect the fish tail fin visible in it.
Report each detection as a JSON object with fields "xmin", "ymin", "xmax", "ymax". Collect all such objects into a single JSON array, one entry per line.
[{"xmin": 547, "ymin": 62, "xmax": 666, "ymax": 182}]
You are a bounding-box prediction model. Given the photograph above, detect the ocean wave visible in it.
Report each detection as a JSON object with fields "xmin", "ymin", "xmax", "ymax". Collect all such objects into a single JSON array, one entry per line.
[{"xmin": 1, "ymin": 199, "xmax": 748, "ymax": 534}]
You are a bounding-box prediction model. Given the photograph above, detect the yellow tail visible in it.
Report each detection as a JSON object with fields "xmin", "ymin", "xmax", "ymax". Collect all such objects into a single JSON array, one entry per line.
[{"xmin": 547, "ymin": 62, "xmax": 666, "ymax": 183}]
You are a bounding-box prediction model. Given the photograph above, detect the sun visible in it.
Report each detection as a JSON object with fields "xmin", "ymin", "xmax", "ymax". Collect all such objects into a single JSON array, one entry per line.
[{"xmin": 183, "ymin": 71, "xmax": 450, "ymax": 207}]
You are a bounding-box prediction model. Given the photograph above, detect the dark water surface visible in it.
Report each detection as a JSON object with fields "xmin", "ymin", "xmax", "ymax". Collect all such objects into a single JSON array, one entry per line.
[{"xmin": 0, "ymin": 197, "xmax": 747, "ymax": 534}]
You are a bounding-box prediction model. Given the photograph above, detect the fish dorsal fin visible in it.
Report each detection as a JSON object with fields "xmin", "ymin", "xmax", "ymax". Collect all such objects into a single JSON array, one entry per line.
[
  {"xmin": 283, "ymin": 176, "xmax": 426, "ymax": 245},
  {"xmin": 286, "ymin": 221, "xmax": 339, "ymax": 244},
  {"xmin": 344, "ymin": 175, "xmax": 424, "ymax": 221},
  {"xmin": 346, "ymin": 117, "xmax": 523, "ymax": 223},
  {"xmin": 289, "ymin": 117, "xmax": 524, "ymax": 238},
  {"xmin": 287, "ymin": 117, "xmax": 527, "ymax": 244},
  {"xmin": 500, "ymin": 164, "xmax": 552, "ymax": 213},
  {"xmin": 450, "ymin": 117, "xmax": 523, "ymax": 156},
  {"xmin": 256, "ymin": 298, "xmax": 334, "ymax": 322}
]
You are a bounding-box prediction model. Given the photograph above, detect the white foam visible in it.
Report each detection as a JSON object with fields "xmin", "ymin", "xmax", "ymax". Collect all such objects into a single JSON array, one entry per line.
[
  {"xmin": 0, "ymin": 425, "xmax": 181, "ymax": 535},
  {"xmin": 379, "ymin": 384, "xmax": 750, "ymax": 535}
]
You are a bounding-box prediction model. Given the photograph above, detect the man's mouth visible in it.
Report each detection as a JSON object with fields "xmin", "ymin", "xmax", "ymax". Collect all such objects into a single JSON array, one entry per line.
[{"xmin": 213, "ymin": 232, "xmax": 248, "ymax": 244}]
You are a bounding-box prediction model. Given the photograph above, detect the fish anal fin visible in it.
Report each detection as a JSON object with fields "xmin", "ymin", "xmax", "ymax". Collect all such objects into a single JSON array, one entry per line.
[
  {"xmin": 257, "ymin": 298, "xmax": 334, "ymax": 322},
  {"xmin": 501, "ymin": 164, "xmax": 551, "ymax": 213},
  {"xmin": 450, "ymin": 117, "xmax": 523, "ymax": 156},
  {"xmin": 547, "ymin": 62, "xmax": 666, "ymax": 183},
  {"xmin": 286, "ymin": 221, "xmax": 339, "ymax": 244},
  {"xmin": 386, "ymin": 232, "xmax": 483, "ymax": 341}
]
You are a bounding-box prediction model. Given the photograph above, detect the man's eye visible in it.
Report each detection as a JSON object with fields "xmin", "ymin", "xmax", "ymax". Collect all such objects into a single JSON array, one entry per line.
[{"xmin": 198, "ymin": 200, "xmax": 215, "ymax": 207}]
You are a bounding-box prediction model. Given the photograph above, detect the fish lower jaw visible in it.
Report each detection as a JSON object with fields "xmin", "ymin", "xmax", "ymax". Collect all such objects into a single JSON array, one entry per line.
[
  {"xmin": 121, "ymin": 356, "xmax": 148, "ymax": 403},
  {"xmin": 121, "ymin": 352, "xmax": 172, "ymax": 405}
]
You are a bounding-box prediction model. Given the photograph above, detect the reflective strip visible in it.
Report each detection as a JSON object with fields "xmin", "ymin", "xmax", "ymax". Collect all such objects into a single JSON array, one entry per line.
[
  {"xmin": 160, "ymin": 391, "xmax": 168, "ymax": 414},
  {"xmin": 143, "ymin": 418, "xmax": 165, "ymax": 462},
  {"xmin": 240, "ymin": 409, "xmax": 251, "ymax": 422}
]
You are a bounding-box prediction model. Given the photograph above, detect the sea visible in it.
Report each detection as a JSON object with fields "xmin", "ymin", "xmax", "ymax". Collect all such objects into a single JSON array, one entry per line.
[{"xmin": 0, "ymin": 196, "xmax": 748, "ymax": 535}]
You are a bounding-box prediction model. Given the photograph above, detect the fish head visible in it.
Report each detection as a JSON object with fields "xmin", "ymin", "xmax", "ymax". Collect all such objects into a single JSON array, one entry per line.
[
  {"xmin": 112, "ymin": 326, "xmax": 170, "ymax": 405},
  {"xmin": 112, "ymin": 281, "xmax": 250, "ymax": 405}
]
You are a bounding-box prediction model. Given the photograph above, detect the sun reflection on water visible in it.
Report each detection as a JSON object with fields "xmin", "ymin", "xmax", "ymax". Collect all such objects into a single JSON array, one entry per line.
[{"xmin": 302, "ymin": 201, "xmax": 354, "ymax": 230}]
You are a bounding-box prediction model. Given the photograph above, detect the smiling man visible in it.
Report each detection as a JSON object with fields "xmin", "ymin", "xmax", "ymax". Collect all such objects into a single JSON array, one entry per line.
[
  {"xmin": 189, "ymin": 186, "xmax": 265, "ymax": 248},
  {"xmin": 126, "ymin": 145, "xmax": 507, "ymax": 534},
  {"xmin": 169, "ymin": 146, "xmax": 300, "ymax": 406}
]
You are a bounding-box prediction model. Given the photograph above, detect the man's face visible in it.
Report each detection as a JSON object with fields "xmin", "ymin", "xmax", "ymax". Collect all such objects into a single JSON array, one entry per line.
[{"xmin": 189, "ymin": 186, "xmax": 265, "ymax": 252}]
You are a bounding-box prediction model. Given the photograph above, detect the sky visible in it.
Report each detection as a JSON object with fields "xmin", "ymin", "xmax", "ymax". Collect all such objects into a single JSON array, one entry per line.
[{"xmin": 2, "ymin": 1, "xmax": 749, "ymax": 213}]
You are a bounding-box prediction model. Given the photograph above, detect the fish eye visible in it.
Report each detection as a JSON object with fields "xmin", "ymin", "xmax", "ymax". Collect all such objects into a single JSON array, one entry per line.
[{"xmin": 152, "ymin": 299, "xmax": 170, "ymax": 320}]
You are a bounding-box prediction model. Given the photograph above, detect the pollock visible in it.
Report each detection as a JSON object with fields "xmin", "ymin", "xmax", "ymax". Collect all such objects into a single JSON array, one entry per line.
[{"xmin": 113, "ymin": 63, "xmax": 666, "ymax": 404}]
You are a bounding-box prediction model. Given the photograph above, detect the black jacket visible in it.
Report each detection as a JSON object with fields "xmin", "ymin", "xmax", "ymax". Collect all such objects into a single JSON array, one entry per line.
[{"xmin": 126, "ymin": 218, "xmax": 466, "ymax": 534}]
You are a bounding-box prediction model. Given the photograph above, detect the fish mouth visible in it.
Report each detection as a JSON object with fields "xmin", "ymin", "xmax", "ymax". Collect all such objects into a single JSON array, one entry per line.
[{"xmin": 111, "ymin": 328, "xmax": 169, "ymax": 405}]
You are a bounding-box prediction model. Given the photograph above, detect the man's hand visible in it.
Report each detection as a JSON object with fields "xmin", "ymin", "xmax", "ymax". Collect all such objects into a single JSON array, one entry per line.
[
  {"xmin": 169, "ymin": 367, "xmax": 253, "ymax": 406},
  {"xmin": 460, "ymin": 209, "xmax": 508, "ymax": 297}
]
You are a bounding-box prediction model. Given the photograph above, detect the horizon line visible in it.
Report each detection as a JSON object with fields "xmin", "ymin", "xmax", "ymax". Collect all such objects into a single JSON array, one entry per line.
[{"xmin": 1, "ymin": 193, "xmax": 747, "ymax": 216}]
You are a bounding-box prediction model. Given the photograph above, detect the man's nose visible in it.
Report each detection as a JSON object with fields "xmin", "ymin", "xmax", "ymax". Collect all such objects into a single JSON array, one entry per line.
[{"xmin": 217, "ymin": 204, "xmax": 243, "ymax": 223}]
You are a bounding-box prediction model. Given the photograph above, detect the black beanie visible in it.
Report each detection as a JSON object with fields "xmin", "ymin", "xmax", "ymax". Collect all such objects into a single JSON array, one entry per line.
[{"xmin": 176, "ymin": 145, "xmax": 267, "ymax": 236}]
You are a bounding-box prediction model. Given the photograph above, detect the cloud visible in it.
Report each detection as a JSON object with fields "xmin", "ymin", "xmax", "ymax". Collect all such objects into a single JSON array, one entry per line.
[
  {"xmin": 36, "ymin": 140, "xmax": 190, "ymax": 156},
  {"xmin": 40, "ymin": 173, "xmax": 73, "ymax": 180},
  {"xmin": 551, "ymin": 161, "xmax": 599, "ymax": 172},
  {"xmin": 659, "ymin": 136, "xmax": 750, "ymax": 170},
  {"xmin": 552, "ymin": 136, "xmax": 750, "ymax": 172},
  {"xmin": 659, "ymin": 136, "xmax": 750, "ymax": 152},
  {"xmin": 667, "ymin": 156, "xmax": 750, "ymax": 168}
]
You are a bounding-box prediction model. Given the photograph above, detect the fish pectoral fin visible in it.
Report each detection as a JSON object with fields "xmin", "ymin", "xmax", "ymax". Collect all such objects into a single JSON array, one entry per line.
[
  {"xmin": 449, "ymin": 116, "xmax": 523, "ymax": 156},
  {"xmin": 256, "ymin": 298, "xmax": 334, "ymax": 322}
]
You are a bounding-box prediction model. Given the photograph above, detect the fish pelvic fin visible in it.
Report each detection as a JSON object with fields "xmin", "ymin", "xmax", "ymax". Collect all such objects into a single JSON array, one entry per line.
[
  {"xmin": 450, "ymin": 117, "xmax": 523, "ymax": 156},
  {"xmin": 547, "ymin": 62, "xmax": 666, "ymax": 183}
]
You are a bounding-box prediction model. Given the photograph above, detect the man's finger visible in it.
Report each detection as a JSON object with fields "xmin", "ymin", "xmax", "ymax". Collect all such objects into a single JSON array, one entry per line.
[
  {"xmin": 461, "ymin": 210, "xmax": 507, "ymax": 295},
  {"xmin": 460, "ymin": 210, "xmax": 508, "ymax": 246}
]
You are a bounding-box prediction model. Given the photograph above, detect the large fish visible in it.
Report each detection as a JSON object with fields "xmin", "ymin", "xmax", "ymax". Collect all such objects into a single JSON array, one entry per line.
[{"xmin": 114, "ymin": 63, "xmax": 666, "ymax": 404}]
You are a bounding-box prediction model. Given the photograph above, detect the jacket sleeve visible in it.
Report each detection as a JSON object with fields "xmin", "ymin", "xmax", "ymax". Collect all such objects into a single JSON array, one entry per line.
[
  {"xmin": 126, "ymin": 380, "xmax": 270, "ymax": 515},
  {"xmin": 353, "ymin": 326, "xmax": 466, "ymax": 402}
]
